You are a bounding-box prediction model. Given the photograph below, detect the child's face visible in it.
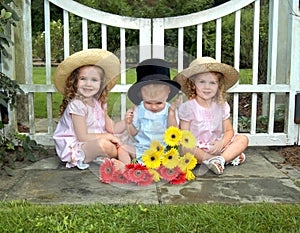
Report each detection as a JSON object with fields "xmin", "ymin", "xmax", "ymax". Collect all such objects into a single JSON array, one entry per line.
[
  {"xmin": 77, "ymin": 66, "xmax": 103, "ymax": 99},
  {"xmin": 141, "ymin": 84, "xmax": 170, "ymax": 113},
  {"xmin": 193, "ymin": 72, "xmax": 219, "ymax": 102}
]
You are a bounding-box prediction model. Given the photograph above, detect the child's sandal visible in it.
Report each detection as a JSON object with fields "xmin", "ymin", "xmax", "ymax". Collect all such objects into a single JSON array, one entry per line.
[
  {"xmin": 204, "ymin": 156, "xmax": 225, "ymax": 175},
  {"xmin": 229, "ymin": 153, "xmax": 246, "ymax": 166}
]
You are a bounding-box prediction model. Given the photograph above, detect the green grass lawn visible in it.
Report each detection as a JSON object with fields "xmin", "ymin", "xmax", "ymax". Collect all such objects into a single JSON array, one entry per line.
[
  {"xmin": 33, "ymin": 67, "xmax": 252, "ymax": 118},
  {"xmin": 33, "ymin": 67, "xmax": 62, "ymax": 118},
  {"xmin": 0, "ymin": 201, "xmax": 299, "ymax": 232}
]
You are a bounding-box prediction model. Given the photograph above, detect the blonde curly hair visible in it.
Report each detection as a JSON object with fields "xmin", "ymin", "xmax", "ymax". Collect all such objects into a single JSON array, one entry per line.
[
  {"xmin": 184, "ymin": 72, "xmax": 227, "ymax": 104},
  {"xmin": 58, "ymin": 65, "xmax": 108, "ymax": 116}
]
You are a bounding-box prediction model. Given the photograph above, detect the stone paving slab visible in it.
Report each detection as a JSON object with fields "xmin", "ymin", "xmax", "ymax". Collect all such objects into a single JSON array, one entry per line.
[
  {"xmin": 1, "ymin": 147, "xmax": 300, "ymax": 204},
  {"xmin": 3, "ymin": 169, "xmax": 159, "ymax": 204},
  {"xmin": 159, "ymin": 178, "xmax": 300, "ymax": 204}
]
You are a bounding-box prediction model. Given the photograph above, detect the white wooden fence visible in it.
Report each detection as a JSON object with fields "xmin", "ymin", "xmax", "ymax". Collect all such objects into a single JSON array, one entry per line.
[{"xmin": 1, "ymin": 0, "xmax": 300, "ymax": 146}]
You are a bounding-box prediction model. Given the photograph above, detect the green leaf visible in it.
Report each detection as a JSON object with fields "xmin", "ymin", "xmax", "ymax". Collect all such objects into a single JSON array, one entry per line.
[
  {"xmin": 0, "ymin": 46, "xmax": 8, "ymax": 56},
  {"xmin": 15, "ymin": 133, "xmax": 26, "ymax": 141},
  {"xmin": 22, "ymin": 141, "xmax": 30, "ymax": 150},
  {"xmin": 28, "ymin": 139, "xmax": 37, "ymax": 147},
  {"xmin": 5, "ymin": 143, "xmax": 15, "ymax": 150},
  {"xmin": 0, "ymin": 98, "xmax": 8, "ymax": 107},
  {"xmin": 4, "ymin": 11, "xmax": 12, "ymax": 20},
  {"xmin": 28, "ymin": 152, "xmax": 36, "ymax": 162},
  {"xmin": 2, "ymin": 1, "xmax": 20, "ymax": 21},
  {"xmin": 0, "ymin": 8, "xmax": 6, "ymax": 17},
  {"xmin": 7, "ymin": 156, "xmax": 15, "ymax": 168},
  {"xmin": 4, "ymin": 165, "xmax": 14, "ymax": 176}
]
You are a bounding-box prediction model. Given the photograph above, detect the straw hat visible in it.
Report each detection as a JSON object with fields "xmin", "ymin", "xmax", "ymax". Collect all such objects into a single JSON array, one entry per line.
[
  {"xmin": 174, "ymin": 57, "xmax": 239, "ymax": 94},
  {"xmin": 54, "ymin": 49, "xmax": 120, "ymax": 94},
  {"xmin": 128, "ymin": 58, "xmax": 181, "ymax": 105}
]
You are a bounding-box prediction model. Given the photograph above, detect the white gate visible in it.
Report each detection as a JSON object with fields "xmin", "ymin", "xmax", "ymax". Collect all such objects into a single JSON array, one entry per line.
[{"xmin": 2, "ymin": 0, "xmax": 300, "ymax": 146}]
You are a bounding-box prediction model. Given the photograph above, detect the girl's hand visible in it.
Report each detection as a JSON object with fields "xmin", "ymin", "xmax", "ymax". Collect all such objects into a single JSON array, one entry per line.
[
  {"xmin": 209, "ymin": 140, "xmax": 223, "ymax": 155},
  {"xmin": 99, "ymin": 133, "xmax": 121, "ymax": 145},
  {"xmin": 169, "ymin": 94, "xmax": 182, "ymax": 112},
  {"xmin": 125, "ymin": 107, "xmax": 134, "ymax": 125}
]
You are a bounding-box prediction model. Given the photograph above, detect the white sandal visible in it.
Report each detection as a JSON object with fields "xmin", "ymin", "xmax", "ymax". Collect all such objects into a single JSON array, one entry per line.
[
  {"xmin": 228, "ymin": 153, "xmax": 246, "ymax": 166},
  {"xmin": 204, "ymin": 156, "xmax": 225, "ymax": 175}
]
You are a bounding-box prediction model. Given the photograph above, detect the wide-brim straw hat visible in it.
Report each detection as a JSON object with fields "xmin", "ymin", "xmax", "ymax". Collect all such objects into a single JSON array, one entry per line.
[
  {"xmin": 128, "ymin": 58, "xmax": 181, "ymax": 105},
  {"xmin": 54, "ymin": 49, "xmax": 120, "ymax": 94},
  {"xmin": 174, "ymin": 57, "xmax": 239, "ymax": 94}
]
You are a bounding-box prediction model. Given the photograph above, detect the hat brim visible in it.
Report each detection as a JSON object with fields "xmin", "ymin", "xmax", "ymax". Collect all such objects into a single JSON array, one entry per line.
[
  {"xmin": 54, "ymin": 49, "xmax": 120, "ymax": 94},
  {"xmin": 128, "ymin": 77, "xmax": 181, "ymax": 105},
  {"xmin": 174, "ymin": 62, "xmax": 239, "ymax": 94}
]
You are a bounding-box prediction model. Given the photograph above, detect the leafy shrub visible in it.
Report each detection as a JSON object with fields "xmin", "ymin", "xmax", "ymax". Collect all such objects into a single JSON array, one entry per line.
[
  {"xmin": 238, "ymin": 105, "xmax": 285, "ymax": 133},
  {"xmin": 0, "ymin": 73, "xmax": 47, "ymax": 176},
  {"xmin": 0, "ymin": 0, "xmax": 19, "ymax": 56},
  {"xmin": 0, "ymin": 2, "xmax": 47, "ymax": 176},
  {"xmin": 32, "ymin": 20, "xmax": 64, "ymax": 62},
  {"xmin": 0, "ymin": 133, "xmax": 48, "ymax": 176}
]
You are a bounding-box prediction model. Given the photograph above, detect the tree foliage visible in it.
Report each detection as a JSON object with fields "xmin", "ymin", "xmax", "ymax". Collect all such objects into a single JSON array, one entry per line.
[
  {"xmin": 0, "ymin": 0, "xmax": 19, "ymax": 56},
  {"xmin": 0, "ymin": 0, "xmax": 22, "ymax": 125},
  {"xmin": 31, "ymin": 0, "xmax": 269, "ymax": 76}
]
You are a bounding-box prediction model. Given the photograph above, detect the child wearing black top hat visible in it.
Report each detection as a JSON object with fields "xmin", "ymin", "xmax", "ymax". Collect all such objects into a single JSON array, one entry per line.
[{"xmin": 125, "ymin": 58, "xmax": 182, "ymax": 164}]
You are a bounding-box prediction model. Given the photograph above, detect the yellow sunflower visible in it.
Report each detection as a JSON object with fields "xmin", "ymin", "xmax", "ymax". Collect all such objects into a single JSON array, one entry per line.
[
  {"xmin": 148, "ymin": 168, "xmax": 161, "ymax": 182},
  {"xmin": 178, "ymin": 152, "xmax": 197, "ymax": 172},
  {"xmin": 185, "ymin": 170, "xmax": 195, "ymax": 181},
  {"xmin": 149, "ymin": 140, "xmax": 164, "ymax": 154},
  {"xmin": 180, "ymin": 130, "xmax": 196, "ymax": 149},
  {"xmin": 163, "ymin": 126, "xmax": 182, "ymax": 147},
  {"xmin": 161, "ymin": 148, "xmax": 179, "ymax": 169},
  {"xmin": 142, "ymin": 149, "xmax": 162, "ymax": 169}
]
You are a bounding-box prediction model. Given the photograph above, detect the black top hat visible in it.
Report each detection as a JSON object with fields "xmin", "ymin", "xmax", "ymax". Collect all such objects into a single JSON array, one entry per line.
[{"xmin": 128, "ymin": 58, "xmax": 181, "ymax": 105}]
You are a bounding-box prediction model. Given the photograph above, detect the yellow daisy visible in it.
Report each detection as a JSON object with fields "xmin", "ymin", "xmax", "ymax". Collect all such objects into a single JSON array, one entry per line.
[
  {"xmin": 185, "ymin": 170, "xmax": 195, "ymax": 181},
  {"xmin": 163, "ymin": 126, "xmax": 182, "ymax": 147},
  {"xmin": 178, "ymin": 152, "xmax": 197, "ymax": 172},
  {"xmin": 149, "ymin": 140, "xmax": 164, "ymax": 154},
  {"xmin": 148, "ymin": 169, "xmax": 161, "ymax": 182},
  {"xmin": 180, "ymin": 130, "xmax": 197, "ymax": 149},
  {"xmin": 161, "ymin": 148, "xmax": 179, "ymax": 169},
  {"xmin": 142, "ymin": 149, "xmax": 162, "ymax": 169}
]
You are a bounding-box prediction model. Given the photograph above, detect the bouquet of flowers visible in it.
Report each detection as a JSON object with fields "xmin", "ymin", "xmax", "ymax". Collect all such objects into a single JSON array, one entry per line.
[{"xmin": 99, "ymin": 126, "xmax": 198, "ymax": 186}]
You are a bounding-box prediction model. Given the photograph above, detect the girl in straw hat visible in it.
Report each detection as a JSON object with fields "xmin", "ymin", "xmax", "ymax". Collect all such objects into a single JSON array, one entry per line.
[
  {"xmin": 174, "ymin": 57, "xmax": 248, "ymax": 175},
  {"xmin": 53, "ymin": 49, "xmax": 133, "ymax": 170}
]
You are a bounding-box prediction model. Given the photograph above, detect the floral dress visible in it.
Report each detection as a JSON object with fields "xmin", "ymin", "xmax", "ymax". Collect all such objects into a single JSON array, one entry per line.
[
  {"xmin": 178, "ymin": 99, "xmax": 230, "ymax": 151},
  {"xmin": 53, "ymin": 98, "xmax": 106, "ymax": 169}
]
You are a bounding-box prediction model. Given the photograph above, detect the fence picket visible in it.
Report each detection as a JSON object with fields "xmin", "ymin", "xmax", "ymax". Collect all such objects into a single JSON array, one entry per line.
[{"xmin": 2, "ymin": 0, "xmax": 299, "ymax": 146}]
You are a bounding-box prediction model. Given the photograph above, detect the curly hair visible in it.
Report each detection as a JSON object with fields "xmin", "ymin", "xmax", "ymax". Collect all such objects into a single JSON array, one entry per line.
[
  {"xmin": 58, "ymin": 65, "xmax": 108, "ymax": 116},
  {"xmin": 184, "ymin": 72, "xmax": 227, "ymax": 104}
]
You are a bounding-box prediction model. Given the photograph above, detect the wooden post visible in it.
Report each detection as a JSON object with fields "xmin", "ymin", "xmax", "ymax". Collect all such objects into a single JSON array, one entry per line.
[{"xmin": 13, "ymin": 0, "xmax": 33, "ymax": 129}]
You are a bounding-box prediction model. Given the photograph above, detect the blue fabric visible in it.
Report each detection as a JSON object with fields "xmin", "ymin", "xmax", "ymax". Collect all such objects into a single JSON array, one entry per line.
[{"xmin": 133, "ymin": 101, "xmax": 170, "ymax": 163}]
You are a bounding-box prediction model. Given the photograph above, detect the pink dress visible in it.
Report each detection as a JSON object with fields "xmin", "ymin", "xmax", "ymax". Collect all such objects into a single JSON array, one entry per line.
[
  {"xmin": 53, "ymin": 98, "xmax": 107, "ymax": 169},
  {"xmin": 178, "ymin": 99, "xmax": 230, "ymax": 151}
]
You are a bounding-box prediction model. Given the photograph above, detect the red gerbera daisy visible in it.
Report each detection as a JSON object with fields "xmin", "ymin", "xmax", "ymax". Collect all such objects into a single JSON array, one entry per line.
[
  {"xmin": 99, "ymin": 159, "xmax": 115, "ymax": 184},
  {"xmin": 125, "ymin": 163, "xmax": 136, "ymax": 170},
  {"xmin": 123, "ymin": 163, "xmax": 148, "ymax": 183},
  {"xmin": 157, "ymin": 165, "xmax": 181, "ymax": 181},
  {"xmin": 169, "ymin": 171, "xmax": 186, "ymax": 185},
  {"xmin": 111, "ymin": 169, "xmax": 129, "ymax": 184},
  {"xmin": 136, "ymin": 171, "xmax": 154, "ymax": 186}
]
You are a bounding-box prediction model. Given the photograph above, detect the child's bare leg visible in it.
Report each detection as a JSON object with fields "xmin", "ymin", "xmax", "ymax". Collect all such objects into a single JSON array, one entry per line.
[
  {"xmin": 82, "ymin": 138, "xmax": 118, "ymax": 163},
  {"xmin": 220, "ymin": 135, "xmax": 248, "ymax": 162},
  {"xmin": 117, "ymin": 147, "xmax": 131, "ymax": 164},
  {"xmin": 184, "ymin": 147, "xmax": 214, "ymax": 164},
  {"xmin": 112, "ymin": 144, "xmax": 136, "ymax": 171},
  {"xmin": 111, "ymin": 158, "xmax": 126, "ymax": 171},
  {"xmin": 123, "ymin": 144, "xmax": 136, "ymax": 160}
]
